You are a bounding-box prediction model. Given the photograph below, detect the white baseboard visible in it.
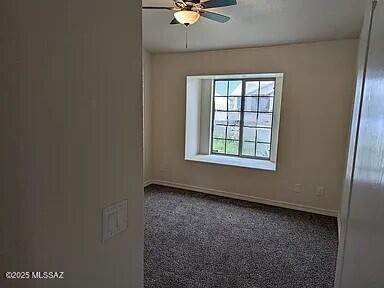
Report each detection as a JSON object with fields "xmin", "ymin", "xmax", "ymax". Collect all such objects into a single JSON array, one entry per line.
[
  {"xmin": 143, "ymin": 179, "xmax": 152, "ymax": 188},
  {"xmin": 145, "ymin": 179, "xmax": 338, "ymax": 217}
]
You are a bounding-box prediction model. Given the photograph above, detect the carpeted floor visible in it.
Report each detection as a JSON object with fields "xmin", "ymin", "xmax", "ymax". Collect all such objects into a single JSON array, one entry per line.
[{"xmin": 144, "ymin": 185, "xmax": 338, "ymax": 288}]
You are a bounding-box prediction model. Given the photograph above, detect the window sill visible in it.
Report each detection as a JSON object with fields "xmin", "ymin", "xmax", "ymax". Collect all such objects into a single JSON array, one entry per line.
[{"xmin": 185, "ymin": 154, "xmax": 276, "ymax": 171}]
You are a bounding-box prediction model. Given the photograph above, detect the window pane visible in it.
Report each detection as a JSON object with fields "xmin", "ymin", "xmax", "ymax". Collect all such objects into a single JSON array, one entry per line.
[
  {"xmin": 245, "ymin": 81, "xmax": 259, "ymax": 96},
  {"xmin": 214, "ymin": 97, "xmax": 227, "ymax": 111},
  {"xmin": 256, "ymin": 143, "xmax": 270, "ymax": 158},
  {"xmin": 214, "ymin": 111, "xmax": 227, "ymax": 125},
  {"xmin": 225, "ymin": 140, "xmax": 239, "ymax": 155},
  {"xmin": 242, "ymin": 141, "xmax": 255, "ymax": 157},
  {"xmin": 259, "ymin": 97, "xmax": 274, "ymax": 112},
  {"xmin": 212, "ymin": 139, "xmax": 225, "ymax": 153},
  {"xmin": 213, "ymin": 125, "xmax": 226, "ymax": 139},
  {"xmin": 228, "ymin": 112, "xmax": 240, "ymax": 125},
  {"xmin": 243, "ymin": 127, "xmax": 256, "ymax": 141},
  {"xmin": 228, "ymin": 97, "xmax": 242, "ymax": 111},
  {"xmin": 244, "ymin": 112, "xmax": 257, "ymax": 126},
  {"xmin": 244, "ymin": 97, "xmax": 258, "ymax": 111},
  {"xmin": 215, "ymin": 81, "xmax": 228, "ymax": 96},
  {"xmin": 260, "ymin": 81, "xmax": 275, "ymax": 96},
  {"xmin": 211, "ymin": 77, "xmax": 277, "ymax": 159},
  {"xmin": 228, "ymin": 81, "xmax": 242, "ymax": 96},
  {"xmin": 257, "ymin": 128, "xmax": 272, "ymax": 143},
  {"xmin": 226, "ymin": 126, "xmax": 240, "ymax": 140},
  {"xmin": 257, "ymin": 113, "xmax": 272, "ymax": 128}
]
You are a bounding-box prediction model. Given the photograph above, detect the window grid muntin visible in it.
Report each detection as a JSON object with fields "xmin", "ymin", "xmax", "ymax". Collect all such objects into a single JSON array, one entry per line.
[{"xmin": 211, "ymin": 78, "xmax": 275, "ymax": 160}]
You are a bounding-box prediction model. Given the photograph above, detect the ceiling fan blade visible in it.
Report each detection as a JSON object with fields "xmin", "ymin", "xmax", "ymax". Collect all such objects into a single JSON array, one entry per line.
[
  {"xmin": 201, "ymin": 0, "xmax": 237, "ymax": 9},
  {"xmin": 142, "ymin": 6, "xmax": 174, "ymax": 10},
  {"xmin": 170, "ymin": 18, "xmax": 180, "ymax": 24},
  {"xmin": 200, "ymin": 10, "xmax": 230, "ymax": 23}
]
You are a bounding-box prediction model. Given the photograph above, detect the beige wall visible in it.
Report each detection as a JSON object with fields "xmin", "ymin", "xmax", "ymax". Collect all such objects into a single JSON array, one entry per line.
[
  {"xmin": 143, "ymin": 50, "xmax": 152, "ymax": 183},
  {"xmin": 150, "ymin": 39, "xmax": 357, "ymax": 213},
  {"xmin": 0, "ymin": 0, "xmax": 143, "ymax": 287}
]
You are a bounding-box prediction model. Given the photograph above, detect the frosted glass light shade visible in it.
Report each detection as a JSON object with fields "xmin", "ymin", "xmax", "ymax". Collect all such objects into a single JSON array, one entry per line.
[{"xmin": 174, "ymin": 11, "xmax": 200, "ymax": 25}]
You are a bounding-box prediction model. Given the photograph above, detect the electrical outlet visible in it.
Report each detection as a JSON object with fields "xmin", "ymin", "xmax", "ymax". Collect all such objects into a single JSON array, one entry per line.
[
  {"xmin": 316, "ymin": 186, "xmax": 325, "ymax": 197},
  {"xmin": 159, "ymin": 160, "xmax": 167, "ymax": 173},
  {"xmin": 294, "ymin": 184, "xmax": 302, "ymax": 194}
]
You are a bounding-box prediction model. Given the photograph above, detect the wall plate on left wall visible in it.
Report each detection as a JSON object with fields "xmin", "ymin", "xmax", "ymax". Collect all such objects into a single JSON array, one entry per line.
[{"xmin": 102, "ymin": 199, "xmax": 128, "ymax": 242}]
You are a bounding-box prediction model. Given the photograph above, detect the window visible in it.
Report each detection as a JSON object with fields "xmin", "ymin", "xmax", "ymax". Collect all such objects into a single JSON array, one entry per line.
[
  {"xmin": 185, "ymin": 73, "xmax": 283, "ymax": 171},
  {"xmin": 211, "ymin": 79, "xmax": 275, "ymax": 160}
]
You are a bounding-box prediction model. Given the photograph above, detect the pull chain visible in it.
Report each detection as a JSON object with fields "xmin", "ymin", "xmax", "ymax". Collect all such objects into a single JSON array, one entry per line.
[{"xmin": 185, "ymin": 25, "xmax": 188, "ymax": 49}]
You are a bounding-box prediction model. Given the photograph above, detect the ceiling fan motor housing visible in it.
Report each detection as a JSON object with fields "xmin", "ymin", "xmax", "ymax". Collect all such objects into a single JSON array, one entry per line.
[{"xmin": 175, "ymin": 0, "xmax": 202, "ymax": 10}]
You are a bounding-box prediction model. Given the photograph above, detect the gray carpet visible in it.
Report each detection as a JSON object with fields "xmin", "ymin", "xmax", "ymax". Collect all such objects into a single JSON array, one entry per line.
[{"xmin": 144, "ymin": 185, "xmax": 338, "ymax": 288}]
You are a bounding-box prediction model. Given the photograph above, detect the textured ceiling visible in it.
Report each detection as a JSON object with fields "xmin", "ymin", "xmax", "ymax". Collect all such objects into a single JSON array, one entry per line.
[{"xmin": 143, "ymin": 0, "xmax": 365, "ymax": 53}]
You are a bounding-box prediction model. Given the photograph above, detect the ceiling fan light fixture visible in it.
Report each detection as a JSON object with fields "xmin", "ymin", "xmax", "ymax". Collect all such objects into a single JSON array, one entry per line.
[{"xmin": 174, "ymin": 10, "xmax": 200, "ymax": 25}]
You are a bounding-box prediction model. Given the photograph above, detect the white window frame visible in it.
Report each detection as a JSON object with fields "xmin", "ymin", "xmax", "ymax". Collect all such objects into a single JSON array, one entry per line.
[{"xmin": 185, "ymin": 73, "xmax": 283, "ymax": 171}]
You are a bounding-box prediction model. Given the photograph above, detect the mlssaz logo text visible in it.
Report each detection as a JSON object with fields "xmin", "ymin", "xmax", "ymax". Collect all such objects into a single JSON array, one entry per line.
[{"xmin": 31, "ymin": 272, "xmax": 64, "ymax": 279}]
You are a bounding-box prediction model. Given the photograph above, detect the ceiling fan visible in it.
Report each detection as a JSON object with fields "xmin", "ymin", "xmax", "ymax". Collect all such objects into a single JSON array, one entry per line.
[{"xmin": 143, "ymin": 0, "xmax": 237, "ymax": 26}]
